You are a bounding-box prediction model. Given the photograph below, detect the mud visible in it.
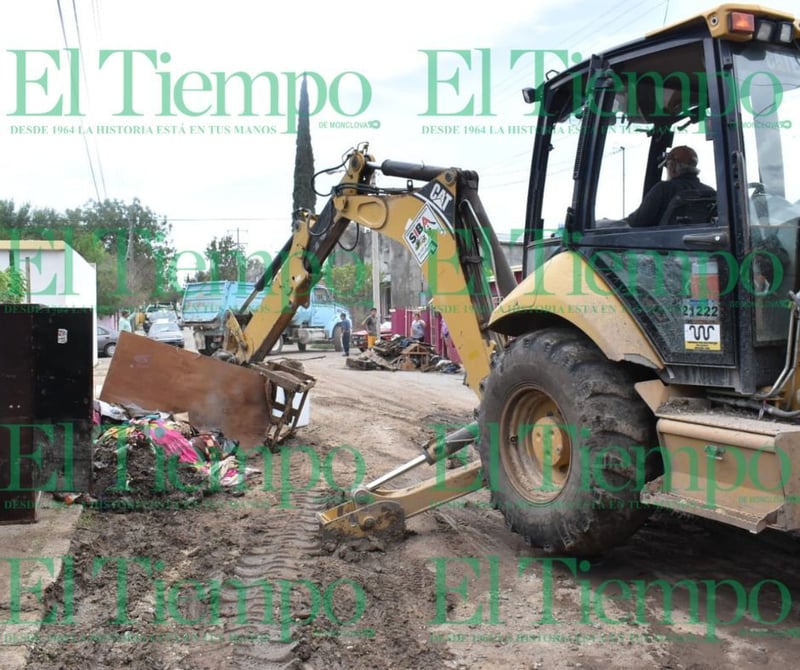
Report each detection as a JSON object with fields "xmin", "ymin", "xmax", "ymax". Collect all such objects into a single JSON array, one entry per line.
[
  {"xmin": 23, "ymin": 350, "xmax": 800, "ymax": 669},
  {"xmin": 90, "ymin": 422, "xmax": 211, "ymax": 513}
]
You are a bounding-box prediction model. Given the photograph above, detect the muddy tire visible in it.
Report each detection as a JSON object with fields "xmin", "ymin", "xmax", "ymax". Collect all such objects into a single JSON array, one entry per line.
[
  {"xmin": 211, "ymin": 350, "xmax": 236, "ymax": 363},
  {"xmin": 477, "ymin": 327, "xmax": 658, "ymax": 556},
  {"xmin": 332, "ymin": 324, "xmax": 343, "ymax": 352}
]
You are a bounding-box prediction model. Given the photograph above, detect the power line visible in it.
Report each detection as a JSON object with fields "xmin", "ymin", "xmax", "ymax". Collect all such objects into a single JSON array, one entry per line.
[
  {"xmin": 91, "ymin": 0, "xmax": 102, "ymax": 40},
  {"xmin": 226, "ymin": 227, "xmax": 250, "ymax": 250},
  {"xmin": 169, "ymin": 217, "xmax": 290, "ymax": 223},
  {"xmin": 454, "ymin": 1, "xmax": 675, "ymax": 192},
  {"xmin": 488, "ymin": 0, "xmax": 647, "ymax": 105},
  {"xmin": 71, "ymin": 0, "xmax": 107, "ymax": 199},
  {"xmin": 489, "ymin": 1, "xmax": 671, "ymax": 117},
  {"xmin": 55, "ymin": 0, "xmax": 102, "ymax": 202}
]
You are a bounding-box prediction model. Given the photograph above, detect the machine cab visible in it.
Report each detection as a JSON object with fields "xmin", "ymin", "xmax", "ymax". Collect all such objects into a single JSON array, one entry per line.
[{"xmin": 524, "ymin": 6, "xmax": 800, "ymax": 394}]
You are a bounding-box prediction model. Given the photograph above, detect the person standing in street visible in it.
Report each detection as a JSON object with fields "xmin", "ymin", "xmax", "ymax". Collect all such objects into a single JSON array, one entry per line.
[
  {"xmin": 441, "ymin": 319, "xmax": 453, "ymax": 360},
  {"xmin": 411, "ymin": 311, "xmax": 426, "ymax": 343},
  {"xmin": 339, "ymin": 312, "xmax": 351, "ymax": 357},
  {"xmin": 362, "ymin": 307, "xmax": 378, "ymax": 349},
  {"xmin": 119, "ymin": 310, "xmax": 132, "ymax": 333}
]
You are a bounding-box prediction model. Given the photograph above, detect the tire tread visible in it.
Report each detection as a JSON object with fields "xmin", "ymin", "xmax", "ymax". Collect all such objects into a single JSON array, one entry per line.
[{"xmin": 478, "ymin": 327, "xmax": 658, "ymax": 556}]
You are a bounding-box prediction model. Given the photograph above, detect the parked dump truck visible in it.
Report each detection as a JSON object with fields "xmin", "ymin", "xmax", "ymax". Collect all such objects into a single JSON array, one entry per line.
[{"xmin": 181, "ymin": 280, "xmax": 350, "ymax": 355}]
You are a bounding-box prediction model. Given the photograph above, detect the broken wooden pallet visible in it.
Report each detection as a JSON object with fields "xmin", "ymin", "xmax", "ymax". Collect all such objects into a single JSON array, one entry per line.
[{"xmin": 397, "ymin": 342, "xmax": 435, "ymax": 371}]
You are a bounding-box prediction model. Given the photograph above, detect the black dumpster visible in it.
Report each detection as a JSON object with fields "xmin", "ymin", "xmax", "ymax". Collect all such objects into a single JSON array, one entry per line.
[{"xmin": 0, "ymin": 304, "xmax": 93, "ymax": 523}]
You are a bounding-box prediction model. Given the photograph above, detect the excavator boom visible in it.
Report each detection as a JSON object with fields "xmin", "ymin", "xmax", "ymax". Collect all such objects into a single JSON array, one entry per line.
[
  {"xmin": 224, "ymin": 147, "xmax": 513, "ymax": 393},
  {"xmin": 102, "ymin": 145, "xmax": 513, "ymax": 455}
]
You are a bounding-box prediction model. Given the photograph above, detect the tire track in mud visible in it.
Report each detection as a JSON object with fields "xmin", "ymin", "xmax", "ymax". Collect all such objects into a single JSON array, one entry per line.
[{"xmin": 177, "ymin": 455, "xmax": 326, "ymax": 670}]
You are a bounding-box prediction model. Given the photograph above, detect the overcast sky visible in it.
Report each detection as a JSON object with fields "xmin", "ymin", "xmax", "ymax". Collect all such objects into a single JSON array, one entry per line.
[{"xmin": 1, "ymin": 0, "xmax": 797, "ymax": 273}]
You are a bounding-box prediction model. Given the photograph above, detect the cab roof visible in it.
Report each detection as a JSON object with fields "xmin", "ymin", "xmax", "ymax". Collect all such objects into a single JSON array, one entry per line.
[{"xmin": 646, "ymin": 3, "xmax": 799, "ymax": 41}]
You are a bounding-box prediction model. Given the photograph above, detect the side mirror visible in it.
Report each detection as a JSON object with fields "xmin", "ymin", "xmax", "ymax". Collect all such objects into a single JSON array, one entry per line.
[{"xmin": 522, "ymin": 87, "xmax": 537, "ymax": 104}]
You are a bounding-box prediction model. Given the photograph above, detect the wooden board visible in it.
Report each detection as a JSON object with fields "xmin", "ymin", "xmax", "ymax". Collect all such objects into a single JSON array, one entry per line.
[{"xmin": 100, "ymin": 332, "xmax": 271, "ymax": 448}]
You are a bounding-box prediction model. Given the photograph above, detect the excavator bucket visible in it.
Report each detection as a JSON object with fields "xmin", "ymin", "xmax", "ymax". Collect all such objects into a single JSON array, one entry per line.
[
  {"xmin": 99, "ymin": 332, "xmax": 315, "ymax": 449},
  {"xmin": 319, "ymin": 461, "xmax": 483, "ymax": 542},
  {"xmin": 319, "ymin": 423, "xmax": 482, "ymax": 541}
]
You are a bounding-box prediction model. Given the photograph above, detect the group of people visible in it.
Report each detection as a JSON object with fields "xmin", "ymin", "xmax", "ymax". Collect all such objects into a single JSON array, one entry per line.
[
  {"xmin": 336, "ymin": 309, "xmax": 367, "ymax": 357},
  {"xmin": 337, "ymin": 308, "xmax": 427, "ymax": 357},
  {"xmin": 337, "ymin": 308, "xmax": 379, "ymax": 357}
]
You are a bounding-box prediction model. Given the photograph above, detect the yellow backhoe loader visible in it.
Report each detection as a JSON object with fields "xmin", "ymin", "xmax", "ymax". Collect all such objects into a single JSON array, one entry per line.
[{"xmin": 104, "ymin": 4, "xmax": 800, "ymax": 555}]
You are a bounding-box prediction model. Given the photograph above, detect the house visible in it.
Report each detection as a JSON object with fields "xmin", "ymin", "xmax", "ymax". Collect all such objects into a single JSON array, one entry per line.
[
  {"xmin": 0, "ymin": 240, "xmax": 98, "ymax": 363},
  {"xmin": 330, "ymin": 229, "xmax": 523, "ymax": 315}
]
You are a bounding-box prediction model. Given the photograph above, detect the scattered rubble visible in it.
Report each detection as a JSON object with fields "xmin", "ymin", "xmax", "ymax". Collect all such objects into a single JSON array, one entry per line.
[
  {"xmin": 59, "ymin": 401, "xmax": 261, "ymax": 513},
  {"xmin": 346, "ymin": 336, "xmax": 462, "ymax": 373}
]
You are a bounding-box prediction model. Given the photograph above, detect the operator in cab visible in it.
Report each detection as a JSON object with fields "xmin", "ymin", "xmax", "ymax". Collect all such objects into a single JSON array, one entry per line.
[{"xmin": 625, "ymin": 146, "xmax": 716, "ymax": 228}]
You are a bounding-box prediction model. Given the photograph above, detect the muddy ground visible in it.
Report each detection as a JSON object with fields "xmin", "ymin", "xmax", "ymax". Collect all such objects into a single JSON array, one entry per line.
[{"xmin": 23, "ymin": 346, "xmax": 800, "ymax": 669}]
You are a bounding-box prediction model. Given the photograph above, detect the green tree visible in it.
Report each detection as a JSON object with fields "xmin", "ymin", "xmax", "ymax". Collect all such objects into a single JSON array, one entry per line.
[
  {"xmin": 292, "ymin": 74, "xmax": 316, "ymax": 215},
  {"xmin": 325, "ymin": 260, "xmax": 374, "ymax": 311},
  {"xmin": 207, "ymin": 235, "xmax": 242, "ymax": 281},
  {"xmin": 67, "ymin": 198, "xmax": 178, "ymax": 310},
  {"xmin": 0, "ymin": 200, "xmax": 33, "ymax": 231},
  {"xmin": 0, "ymin": 197, "xmax": 178, "ymax": 314},
  {"xmin": 186, "ymin": 235, "xmax": 266, "ymax": 283},
  {"xmin": 0, "ymin": 266, "xmax": 26, "ymax": 303},
  {"xmin": 190, "ymin": 235, "xmax": 242, "ymax": 282}
]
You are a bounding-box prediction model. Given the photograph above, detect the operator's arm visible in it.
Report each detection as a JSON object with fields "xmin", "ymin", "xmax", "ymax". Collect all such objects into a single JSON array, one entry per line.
[{"xmin": 626, "ymin": 182, "xmax": 669, "ymax": 228}]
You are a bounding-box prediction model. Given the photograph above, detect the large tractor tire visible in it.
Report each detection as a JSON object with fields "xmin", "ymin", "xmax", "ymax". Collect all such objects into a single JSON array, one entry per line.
[{"xmin": 477, "ymin": 327, "xmax": 658, "ymax": 556}]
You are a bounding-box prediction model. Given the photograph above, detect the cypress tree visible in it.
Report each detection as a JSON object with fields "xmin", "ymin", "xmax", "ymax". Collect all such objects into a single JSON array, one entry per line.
[{"xmin": 292, "ymin": 74, "xmax": 316, "ymax": 214}]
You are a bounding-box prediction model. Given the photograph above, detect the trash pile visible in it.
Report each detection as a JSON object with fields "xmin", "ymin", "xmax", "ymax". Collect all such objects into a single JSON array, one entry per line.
[
  {"xmin": 346, "ymin": 336, "xmax": 462, "ymax": 373},
  {"xmin": 62, "ymin": 401, "xmax": 260, "ymax": 512}
]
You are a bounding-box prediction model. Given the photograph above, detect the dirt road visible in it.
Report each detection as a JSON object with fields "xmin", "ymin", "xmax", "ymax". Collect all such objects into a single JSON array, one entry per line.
[{"xmin": 25, "ymin": 347, "xmax": 800, "ymax": 669}]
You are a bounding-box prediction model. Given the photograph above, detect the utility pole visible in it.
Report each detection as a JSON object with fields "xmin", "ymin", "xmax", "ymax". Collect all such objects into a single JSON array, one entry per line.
[
  {"xmin": 371, "ymin": 230, "xmax": 381, "ymax": 319},
  {"xmin": 126, "ymin": 207, "xmax": 138, "ymax": 261},
  {"xmin": 227, "ymin": 227, "xmax": 249, "ymax": 281},
  {"xmin": 227, "ymin": 227, "xmax": 249, "ymax": 251}
]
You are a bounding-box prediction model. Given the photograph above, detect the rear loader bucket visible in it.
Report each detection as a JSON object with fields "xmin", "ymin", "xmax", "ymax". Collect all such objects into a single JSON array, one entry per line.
[{"xmin": 99, "ymin": 332, "xmax": 315, "ymax": 449}]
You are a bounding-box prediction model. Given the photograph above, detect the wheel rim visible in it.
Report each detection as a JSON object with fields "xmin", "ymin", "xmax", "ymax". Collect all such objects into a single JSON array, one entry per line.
[
  {"xmin": 106, "ymin": 344, "xmax": 116, "ymax": 357},
  {"xmin": 499, "ymin": 386, "xmax": 572, "ymax": 503}
]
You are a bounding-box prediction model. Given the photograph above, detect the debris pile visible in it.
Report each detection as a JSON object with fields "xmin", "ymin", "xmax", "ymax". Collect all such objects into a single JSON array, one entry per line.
[
  {"xmin": 346, "ymin": 336, "xmax": 461, "ymax": 373},
  {"xmin": 76, "ymin": 401, "xmax": 259, "ymax": 512}
]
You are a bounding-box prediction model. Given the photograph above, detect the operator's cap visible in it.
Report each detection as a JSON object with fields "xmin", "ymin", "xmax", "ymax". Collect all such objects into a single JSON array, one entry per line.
[{"xmin": 658, "ymin": 145, "xmax": 698, "ymax": 169}]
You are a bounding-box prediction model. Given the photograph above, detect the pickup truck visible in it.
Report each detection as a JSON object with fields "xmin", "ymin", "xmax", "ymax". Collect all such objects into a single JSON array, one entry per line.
[
  {"xmin": 181, "ymin": 280, "xmax": 351, "ymax": 355},
  {"xmin": 143, "ymin": 305, "xmax": 182, "ymax": 333}
]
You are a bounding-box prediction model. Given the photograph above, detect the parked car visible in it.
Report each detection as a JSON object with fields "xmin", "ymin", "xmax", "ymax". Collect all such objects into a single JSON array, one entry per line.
[
  {"xmin": 147, "ymin": 319, "xmax": 185, "ymax": 348},
  {"xmin": 144, "ymin": 308, "xmax": 183, "ymax": 333},
  {"xmin": 97, "ymin": 325, "xmax": 119, "ymax": 357}
]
